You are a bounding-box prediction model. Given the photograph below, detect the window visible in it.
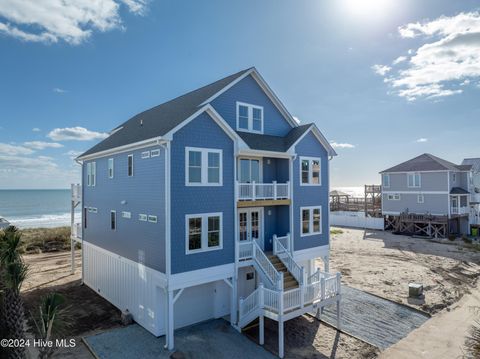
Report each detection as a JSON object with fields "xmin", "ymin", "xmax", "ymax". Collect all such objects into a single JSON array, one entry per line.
[
  {"xmin": 151, "ymin": 149, "xmax": 160, "ymax": 157},
  {"xmin": 108, "ymin": 158, "xmax": 114, "ymax": 179},
  {"xmin": 122, "ymin": 211, "xmax": 131, "ymax": 219},
  {"xmin": 141, "ymin": 151, "xmax": 150, "ymax": 159},
  {"xmin": 88, "ymin": 207, "xmax": 97, "ymax": 213},
  {"xmin": 300, "ymin": 206, "xmax": 322, "ymax": 236},
  {"xmin": 138, "ymin": 214, "xmax": 148, "ymax": 221},
  {"xmin": 84, "ymin": 208, "xmax": 87, "ymax": 229},
  {"xmin": 300, "ymin": 157, "xmax": 321, "ymax": 185},
  {"xmin": 407, "ymin": 172, "xmax": 421, "ymax": 188},
  {"xmin": 382, "ymin": 174, "xmax": 390, "ymax": 188},
  {"xmin": 86, "ymin": 162, "xmax": 96, "ymax": 186},
  {"xmin": 185, "ymin": 147, "xmax": 222, "ymax": 186},
  {"xmin": 128, "ymin": 154, "xmax": 134, "ymax": 177},
  {"xmin": 239, "ymin": 158, "xmax": 260, "ymax": 183},
  {"xmin": 110, "ymin": 210, "xmax": 116, "ymax": 230},
  {"xmin": 236, "ymin": 102, "xmax": 264, "ymax": 133},
  {"xmin": 246, "ymin": 272, "xmax": 255, "ymax": 280},
  {"xmin": 417, "ymin": 194, "xmax": 424, "ymax": 203},
  {"xmin": 186, "ymin": 213, "xmax": 223, "ymax": 254},
  {"xmin": 452, "ymin": 173, "xmax": 457, "ymax": 182},
  {"xmin": 387, "ymin": 194, "xmax": 401, "ymax": 200},
  {"xmin": 148, "ymin": 215, "xmax": 158, "ymax": 223}
]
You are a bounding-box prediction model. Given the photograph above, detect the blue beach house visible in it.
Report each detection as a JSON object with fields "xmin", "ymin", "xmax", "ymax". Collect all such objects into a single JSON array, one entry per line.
[{"xmin": 72, "ymin": 68, "xmax": 341, "ymax": 357}]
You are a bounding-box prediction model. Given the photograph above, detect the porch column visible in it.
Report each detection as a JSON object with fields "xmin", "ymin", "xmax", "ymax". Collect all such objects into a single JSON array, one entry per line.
[
  {"xmin": 230, "ymin": 275, "xmax": 238, "ymax": 325},
  {"xmin": 167, "ymin": 289, "xmax": 174, "ymax": 350},
  {"xmin": 323, "ymin": 255, "xmax": 330, "ymax": 273},
  {"xmin": 278, "ymin": 319, "xmax": 284, "ymax": 358}
]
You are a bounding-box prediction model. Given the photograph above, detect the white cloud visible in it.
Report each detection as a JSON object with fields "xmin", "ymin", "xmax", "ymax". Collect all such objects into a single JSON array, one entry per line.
[
  {"xmin": 0, "ymin": 143, "xmax": 34, "ymax": 156},
  {"xmin": 47, "ymin": 127, "xmax": 109, "ymax": 141},
  {"xmin": 32, "ymin": 127, "xmax": 41, "ymax": 132},
  {"xmin": 392, "ymin": 56, "xmax": 408, "ymax": 65},
  {"xmin": 371, "ymin": 64, "xmax": 391, "ymax": 76},
  {"xmin": 0, "ymin": 0, "xmax": 149, "ymax": 45},
  {"xmin": 53, "ymin": 87, "xmax": 67, "ymax": 93},
  {"xmin": 416, "ymin": 138, "xmax": 428, "ymax": 143},
  {"xmin": 380, "ymin": 12, "xmax": 480, "ymax": 100},
  {"xmin": 64, "ymin": 150, "xmax": 83, "ymax": 160},
  {"xmin": 23, "ymin": 141, "xmax": 64, "ymax": 150},
  {"xmin": 330, "ymin": 142, "xmax": 355, "ymax": 149}
]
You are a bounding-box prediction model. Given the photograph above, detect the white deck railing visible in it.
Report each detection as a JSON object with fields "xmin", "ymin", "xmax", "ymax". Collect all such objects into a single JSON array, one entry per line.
[
  {"xmin": 237, "ymin": 181, "xmax": 290, "ymax": 201},
  {"xmin": 253, "ymin": 240, "xmax": 283, "ymax": 289},
  {"xmin": 273, "ymin": 234, "xmax": 304, "ymax": 285},
  {"xmin": 451, "ymin": 206, "xmax": 469, "ymax": 215},
  {"xmin": 238, "ymin": 272, "xmax": 341, "ymax": 328}
]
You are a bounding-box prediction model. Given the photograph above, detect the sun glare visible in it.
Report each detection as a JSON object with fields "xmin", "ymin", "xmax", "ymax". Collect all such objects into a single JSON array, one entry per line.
[{"xmin": 341, "ymin": 0, "xmax": 394, "ymax": 19}]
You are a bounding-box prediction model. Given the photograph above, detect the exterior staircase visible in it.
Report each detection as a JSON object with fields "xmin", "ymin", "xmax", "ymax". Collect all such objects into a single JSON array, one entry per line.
[{"xmin": 268, "ymin": 255, "xmax": 299, "ymax": 290}]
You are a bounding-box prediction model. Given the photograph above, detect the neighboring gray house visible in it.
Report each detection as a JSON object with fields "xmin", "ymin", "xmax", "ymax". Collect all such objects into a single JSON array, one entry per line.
[{"xmin": 380, "ymin": 153, "xmax": 478, "ymax": 235}]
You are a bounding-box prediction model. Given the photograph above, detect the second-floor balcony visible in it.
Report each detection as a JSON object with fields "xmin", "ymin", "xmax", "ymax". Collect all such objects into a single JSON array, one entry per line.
[
  {"xmin": 451, "ymin": 206, "xmax": 469, "ymax": 215},
  {"xmin": 236, "ymin": 181, "xmax": 290, "ymax": 206}
]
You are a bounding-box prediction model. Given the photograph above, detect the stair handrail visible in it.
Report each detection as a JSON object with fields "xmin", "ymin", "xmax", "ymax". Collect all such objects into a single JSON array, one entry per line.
[
  {"xmin": 252, "ymin": 240, "xmax": 282, "ymax": 289},
  {"xmin": 273, "ymin": 234, "xmax": 304, "ymax": 285},
  {"xmin": 239, "ymin": 286, "xmax": 261, "ymax": 323},
  {"xmin": 307, "ymin": 267, "xmax": 321, "ymax": 284}
]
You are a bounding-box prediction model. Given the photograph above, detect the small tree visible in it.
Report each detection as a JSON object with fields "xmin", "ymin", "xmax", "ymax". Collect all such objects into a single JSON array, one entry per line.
[{"xmin": 32, "ymin": 293, "xmax": 70, "ymax": 359}]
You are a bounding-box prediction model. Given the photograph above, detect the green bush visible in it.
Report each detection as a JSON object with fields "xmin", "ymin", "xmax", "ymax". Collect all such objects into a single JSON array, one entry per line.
[
  {"xmin": 15, "ymin": 227, "xmax": 75, "ymax": 254},
  {"xmin": 448, "ymin": 234, "xmax": 456, "ymax": 241}
]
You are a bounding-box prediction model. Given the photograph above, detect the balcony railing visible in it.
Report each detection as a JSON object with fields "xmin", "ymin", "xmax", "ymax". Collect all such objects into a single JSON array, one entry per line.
[
  {"xmin": 471, "ymin": 193, "xmax": 480, "ymax": 203},
  {"xmin": 451, "ymin": 206, "xmax": 469, "ymax": 215},
  {"xmin": 237, "ymin": 181, "xmax": 290, "ymax": 201}
]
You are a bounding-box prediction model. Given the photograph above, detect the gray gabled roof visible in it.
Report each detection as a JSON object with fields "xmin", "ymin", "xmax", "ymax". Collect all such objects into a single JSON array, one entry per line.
[
  {"xmin": 80, "ymin": 68, "xmax": 252, "ymax": 158},
  {"xmin": 450, "ymin": 187, "xmax": 470, "ymax": 195},
  {"xmin": 237, "ymin": 124, "xmax": 312, "ymax": 152},
  {"xmin": 462, "ymin": 158, "xmax": 480, "ymax": 172},
  {"xmin": 380, "ymin": 153, "xmax": 469, "ymax": 173}
]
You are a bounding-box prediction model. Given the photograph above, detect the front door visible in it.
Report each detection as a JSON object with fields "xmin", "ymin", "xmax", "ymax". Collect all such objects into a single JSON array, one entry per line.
[{"xmin": 239, "ymin": 208, "xmax": 263, "ymax": 248}]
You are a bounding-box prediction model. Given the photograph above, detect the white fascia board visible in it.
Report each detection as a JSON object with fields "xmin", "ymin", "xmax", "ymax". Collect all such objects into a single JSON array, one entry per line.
[
  {"xmin": 286, "ymin": 124, "xmax": 337, "ymax": 157},
  {"xmin": 200, "ymin": 68, "xmax": 299, "ymax": 129},
  {"xmin": 380, "ymin": 170, "xmax": 449, "ymax": 174},
  {"xmin": 168, "ymin": 263, "xmax": 235, "ymax": 290},
  {"xmin": 77, "ymin": 136, "xmax": 168, "ymax": 162},
  {"xmin": 237, "ymin": 149, "xmax": 294, "ymax": 159}
]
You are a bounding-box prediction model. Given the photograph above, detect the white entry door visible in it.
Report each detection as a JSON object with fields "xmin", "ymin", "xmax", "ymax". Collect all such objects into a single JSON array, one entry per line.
[{"xmin": 239, "ymin": 208, "xmax": 263, "ymax": 249}]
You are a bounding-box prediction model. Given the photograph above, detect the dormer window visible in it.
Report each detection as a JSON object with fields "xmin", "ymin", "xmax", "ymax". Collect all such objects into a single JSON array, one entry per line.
[{"xmin": 236, "ymin": 102, "xmax": 263, "ymax": 134}]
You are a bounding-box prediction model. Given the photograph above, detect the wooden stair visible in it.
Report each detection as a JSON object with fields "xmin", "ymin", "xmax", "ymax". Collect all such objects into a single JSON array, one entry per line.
[{"xmin": 267, "ymin": 255, "xmax": 299, "ymax": 290}]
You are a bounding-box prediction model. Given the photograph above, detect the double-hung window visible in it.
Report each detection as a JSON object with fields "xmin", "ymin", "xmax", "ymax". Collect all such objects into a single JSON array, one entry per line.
[
  {"xmin": 300, "ymin": 157, "xmax": 321, "ymax": 185},
  {"xmin": 382, "ymin": 174, "xmax": 390, "ymax": 188},
  {"xmin": 301, "ymin": 206, "xmax": 322, "ymax": 236},
  {"xmin": 236, "ymin": 102, "xmax": 263, "ymax": 133},
  {"xmin": 417, "ymin": 194, "xmax": 424, "ymax": 203},
  {"xmin": 407, "ymin": 173, "xmax": 421, "ymax": 188},
  {"xmin": 128, "ymin": 154, "xmax": 134, "ymax": 177},
  {"xmin": 186, "ymin": 213, "xmax": 223, "ymax": 254},
  {"xmin": 86, "ymin": 162, "xmax": 96, "ymax": 186},
  {"xmin": 108, "ymin": 158, "xmax": 114, "ymax": 179},
  {"xmin": 388, "ymin": 194, "xmax": 401, "ymax": 200},
  {"xmin": 186, "ymin": 147, "xmax": 222, "ymax": 186}
]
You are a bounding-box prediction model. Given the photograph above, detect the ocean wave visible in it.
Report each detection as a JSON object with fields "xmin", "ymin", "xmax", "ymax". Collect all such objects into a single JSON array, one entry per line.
[{"xmin": 8, "ymin": 212, "xmax": 76, "ymax": 229}]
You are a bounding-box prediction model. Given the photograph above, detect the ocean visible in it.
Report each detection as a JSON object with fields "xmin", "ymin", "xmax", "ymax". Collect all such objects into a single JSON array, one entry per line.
[{"xmin": 0, "ymin": 189, "xmax": 72, "ymax": 229}]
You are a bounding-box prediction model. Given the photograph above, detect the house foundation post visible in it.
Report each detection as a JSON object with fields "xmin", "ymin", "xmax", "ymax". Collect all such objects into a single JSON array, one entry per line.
[
  {"xmin": 167, "ymin": 289, "xmax": 174, "ymax": 350},
  {"xmin": 278, "ymin": 319, "xmax": 284, "ymax": 358},
  {"xmin": 259, "ymin": 283, "xmax": 264, "ymax": 345},
  {"xmin": 336, "ymin": 272, "xmax": 342, "ymax": 330},
  {"xmin": 323, "ymin": 255, "xmax": 330, "ymax": 273},
  {"xmin": 230, "ymin": 275, "xmax": 238, "ymax": 325}
]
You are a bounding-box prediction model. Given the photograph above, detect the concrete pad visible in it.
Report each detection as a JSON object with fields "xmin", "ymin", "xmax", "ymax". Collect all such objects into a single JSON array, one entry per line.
[{"xmin": 84, "ymin": 319, "xmax": 275, "ymax": 359}]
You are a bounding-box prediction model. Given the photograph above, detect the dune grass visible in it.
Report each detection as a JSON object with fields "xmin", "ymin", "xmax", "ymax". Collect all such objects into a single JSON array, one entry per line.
[
  {"xmin": 15, "ymin": 227, "xmax": 77, "ymax": 254},
  {"xmin": 330, "ymin": 228, "xmax": 344, "ymax": 235}
]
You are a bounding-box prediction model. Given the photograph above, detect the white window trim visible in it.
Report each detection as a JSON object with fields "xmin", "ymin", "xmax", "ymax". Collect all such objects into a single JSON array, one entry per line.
[
  {"xmin": 151, "ymin": 149, "xmax": 160, "ymax": 157},
  {"xmin": 128, "ymin": 154, "xmax": 134, "ymax": 177},
  {"xmin": 237, "ymin": 157, "xmax": 263, "ymax": 183},
  {"xmin": 417, "ymin": 194, "xmax": 424, "ymax": 203},
  {"xmin": 110, "ymin": 210, "xmax": 116, "ymax": 231},
  {"xmin": 300, "ymin": 206, "xmax": 322, "ymax": 237},
  {"xmin": 299, "ymin": 156, "xmax": 322, "ymax": 186},
  {"xmin": 407, "ymin": 172, "xmax": 421, "ymax": 188},
  {"xmin": 452, "ymin": 173, "xmax": 457, "ymax": 182},
  {"xmin": 387, "ymin": 194, "xmax": 401, "ymax": 201},
  {"xmin": 236, "ymin": 101, "xmax": 264, "ymax": 134},
  {"xmin": 141, "ymin": 151, "xmax": 150, "ymax": 159},
  {"xmin": 139, "ymin": 213, "xmax": 148, "ymax": 221},
  {"xmin": 185, "ymin": 212, "xmax": 223, "ymax": 254},
  {"xmin": 86, "ymin": 162, "xmax": 91, "ymax": 186},
  {"xmin": 185, "ymin": 147, "xmax": 223, "ymax": 186},
  {"xmin": 121, "ymin": 211, "xmax": 131, "ymax": 219},
  {"xmin": 382, "ymin": 174, "xmax": 390, "ymax": 188},
  {"xmin": 108, "ymin": 158, "xmax": 114, "ymax": 179}
]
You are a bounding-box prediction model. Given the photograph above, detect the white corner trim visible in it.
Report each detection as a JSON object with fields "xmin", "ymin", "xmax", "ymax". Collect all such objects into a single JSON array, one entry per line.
[
  {"xmin": 293, "ymin": 245, "xmax": 329, "ymax": 263},
  {"xmin": 169, "ymin": 263, "xmax": 235, "ymax": 290}
]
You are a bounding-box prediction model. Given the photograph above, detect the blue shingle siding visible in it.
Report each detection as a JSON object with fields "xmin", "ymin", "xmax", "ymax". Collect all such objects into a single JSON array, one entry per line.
[
  {"xmin": 292, "ymin": 132, "xmax": 329, "ymax": 251},
  {"xmin": 211, "ymin": 75, "xmax": 293, "ymax": 137},
  {"xmin": 263, "ymin": 205, "xmax": 290, "ymax": 252},
  {"xmin": 83, "ymin": 145, "xmax": 166, "ymax": 272},
  {"xmin": 263, "ymin": 158, "xmax": 289, "ymax": 183},
  {"xmin": 170, "ymin": 112, "xmax": 235, "ymax": 274}
]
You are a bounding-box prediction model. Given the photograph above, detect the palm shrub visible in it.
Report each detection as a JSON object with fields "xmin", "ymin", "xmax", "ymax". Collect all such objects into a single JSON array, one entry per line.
[
  {"xmin": 465, "ymin": 318, "xmax": 480, "ymax": 358},
  {"xmin": 32, "ymin": 293, "xmax": 70, "ymax": 359}
]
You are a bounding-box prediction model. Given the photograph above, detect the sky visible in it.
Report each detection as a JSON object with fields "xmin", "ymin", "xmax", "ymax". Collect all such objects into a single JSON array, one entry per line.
[{"xmin": 0, "ymin": 0, "xmax": 479, "ymax": 189}]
